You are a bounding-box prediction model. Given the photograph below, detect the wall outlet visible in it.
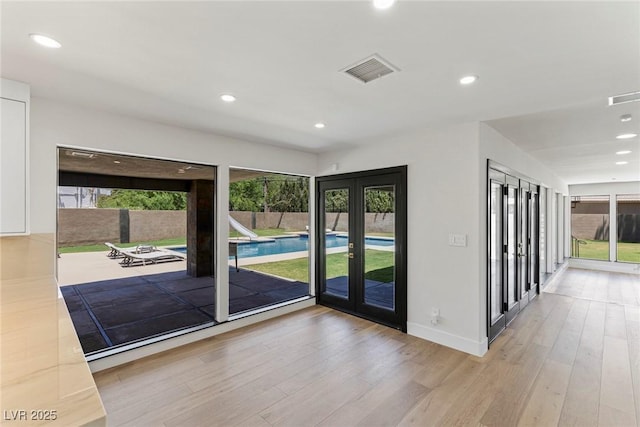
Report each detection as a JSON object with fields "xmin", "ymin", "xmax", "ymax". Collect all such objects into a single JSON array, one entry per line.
[
  {"xmin": 448, "ymin": 233, "xmax": 467, "ymax": 247},
  {"xmin": 431, "ymin": 307, "xmax": 440, "ymax": 325}
]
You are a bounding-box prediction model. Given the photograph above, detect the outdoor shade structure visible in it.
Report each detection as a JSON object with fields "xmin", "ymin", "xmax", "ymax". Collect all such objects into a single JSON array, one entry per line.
[{"xmin": 58, "ymin": 151, "xmax": 216, "ymax": 278}]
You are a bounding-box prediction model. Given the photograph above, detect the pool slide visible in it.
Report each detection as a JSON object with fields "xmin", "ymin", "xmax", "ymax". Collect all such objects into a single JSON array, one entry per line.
[{"xmin": 229, "ymin": 215, "xmax": 258, "ymax": 239}]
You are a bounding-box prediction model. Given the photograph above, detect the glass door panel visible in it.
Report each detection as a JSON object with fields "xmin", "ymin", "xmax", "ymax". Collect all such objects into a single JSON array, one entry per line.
[
  {"xmin": 539, "ymin": 187, "xmax": 547, "ymax": 278},
  {"xmin": 321, "ymin": 187, "xmax": 351, "ymax": 301},
  {"xmin": 529, "ymin": 190, "xmax": 539, "ymax": 298},
  {"xmin": 488, "ymin": 178, "xmax": 506, "ymax": 342},
  {"xmin": 504, "ymin": 182, "xmax": 520, "ymax": 324},
  {"xmin": 363, "ymin": 185, "xmax": 396, "ymax": 311},
  {"xmin": 518, "ymin": 184, "xmax": 530, "ymax": 308},
  {"xmin": 490, "ymin": 181, "xmax": 503, "ymax": 324}
]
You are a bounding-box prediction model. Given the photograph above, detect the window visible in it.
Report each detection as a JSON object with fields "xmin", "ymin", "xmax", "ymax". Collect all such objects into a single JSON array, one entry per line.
[
  {"xmin": 228, "ymin": 168, "xmax": 311, "ymax": 315},
  {"xmin": 570, "ymin": 195, "xmax": 609, "ymax": 261},
  {"xmin": 617, "ymin": 194, "xmax": 640, "ymax": 263}
]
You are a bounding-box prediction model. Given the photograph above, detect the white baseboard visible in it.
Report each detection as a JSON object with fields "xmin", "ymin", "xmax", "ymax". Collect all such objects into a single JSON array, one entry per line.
[
  {"xmin": 89, "ymin": 298, "xmax": 316, "ymax": 372},
  {"xmin": 569, "ymin": 258, "xmax": 640, "ymax": 274},
  {"xmin": 407, "ymin": 322, "xmax": 488, "ymax": 357}
]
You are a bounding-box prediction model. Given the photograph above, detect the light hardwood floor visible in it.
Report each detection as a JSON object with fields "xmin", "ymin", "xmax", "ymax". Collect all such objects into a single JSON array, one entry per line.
[{"xmin": 94, "ymin": 268, "xmax": 640, "ymax": 426}]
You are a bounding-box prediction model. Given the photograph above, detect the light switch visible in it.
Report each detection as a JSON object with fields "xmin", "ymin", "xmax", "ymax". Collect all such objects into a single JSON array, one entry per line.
[{"xmin": 448, "ymin": 233, "xmax": 467, "ymax": 247}]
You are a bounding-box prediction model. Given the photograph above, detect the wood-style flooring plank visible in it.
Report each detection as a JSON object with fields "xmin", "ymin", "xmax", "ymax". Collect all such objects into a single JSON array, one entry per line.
[
  {"xmin": 558, "ymin": 300, "xmax": 606, "ymax": 427},
  {"xmin": 317, "ymin": 361, "xmax": 429, "ymax": 427},
  {"xmin": 517, "ymin": 359, "xmax": 572, "ymax": 426},
  {"xmin": 625, "ymin": 304, "xmax": 640, "ymax": 425},
  {"xmin": 604, "ymin": 302, "xmax": 627, "ymax": 339},
  {"xmin": 396, "ymin": 356, "xmax": 489, "ymax": 426},
  {"xmin": 599, "ymin": 335, "xmax": 637, "ymax": 426},
  {"xmin": 92, "ymin": 268, "xmax": 640, "ymax": 427},
  {"xmin": 547, "ymin": 298, "xmax": 589, "ymax": 366}
]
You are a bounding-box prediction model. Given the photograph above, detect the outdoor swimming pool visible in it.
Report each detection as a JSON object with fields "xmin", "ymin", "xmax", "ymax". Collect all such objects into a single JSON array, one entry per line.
[{"xmin": 173, "ymin": 234, "xmax": 394, "ymax": 258}]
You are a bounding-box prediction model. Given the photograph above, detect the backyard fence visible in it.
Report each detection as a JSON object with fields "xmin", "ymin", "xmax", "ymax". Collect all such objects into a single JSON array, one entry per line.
[
  {"xmin": 58, "ymin": 209, "xmax": 396, "ymax": 246},
  {"xmin": 58, "ymin": 209, "xmax": 186, "ymax": 245}
]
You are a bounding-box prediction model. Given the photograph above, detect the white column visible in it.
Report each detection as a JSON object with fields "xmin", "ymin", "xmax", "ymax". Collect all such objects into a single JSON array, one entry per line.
[
  {"xmin": 215, "ymin": 164, "xmax": 229, "ymax": 322},
  {"xmin": 308, "ymin": 177, "xmax": 316, "ymax": 296},
  {"xmin": 609, "ymin": 192, "xmax": 617, "ymax": 262},
  {"xmin": 557, "ymin": 193, "xmax": 564, "ymax": 263},
  {"xmin": 550, "ymin": 190, "xmax": 557, "ymax": 270},
  {"xmin": 564, "ymin": 196, "xmax": 571, "ymax": 260}
]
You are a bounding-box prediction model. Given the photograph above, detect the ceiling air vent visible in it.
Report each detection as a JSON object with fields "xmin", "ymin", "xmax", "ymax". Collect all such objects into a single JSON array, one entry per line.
[
  {"xmin": 608, "ymin": 91, "xmax": 640, "ymax": 106},
  {"xmin": 341, "ymin": 54, "xmax": 399, "ymax": 84}
]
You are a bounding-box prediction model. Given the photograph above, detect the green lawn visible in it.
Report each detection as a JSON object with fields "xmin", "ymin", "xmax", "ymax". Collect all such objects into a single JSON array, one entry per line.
[
  {"xmin": 574, "ymin": 239, "xmax": 640, "ymax": 263},
  {"xmin": 244, "ymin": 249, "xmax": 394, "ymax": 283},
  {"xmin": 58, "ymin": 237, "xmax": 187, "ymax": 254}
]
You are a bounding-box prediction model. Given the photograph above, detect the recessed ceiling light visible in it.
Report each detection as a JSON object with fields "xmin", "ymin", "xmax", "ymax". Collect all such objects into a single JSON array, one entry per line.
[
  {"xmin": 616, "ymin": 161, "xmax": 628, "ymax": 165},
  {"xmin": 620, "ymin": 114, "xmax": 632, "ymax": 122},
  {"xmin": 113, "ymin": 160, "xmax": 121, "ymax": 164},
  {"xmin": 177, "ymin": 169, "xmax": 185, "ymax": 174},
  {"xmin": 314, "ymin": 123, "xmax": 326, "ymax": 129},
  {"xmin": 616, "ymin": 150, "xmax": 632, "ymax": 155},
  {"xmin": 373, "ymin": 0, "xmax": 396, "ymax": 10},
  {"xmin": 459, "ymin": 75, "xmax": 478, "ymax": 85},
  {"xmin": 220, "ymin": 94, "xmax": 236, "ymax": 103},
  {"xmin": 29, "ymin": 33, "xmax": 61, "ymax": 49},
  {"xmin": 616, "ymin": 133, "xmax": 637, "ymax": 140}
]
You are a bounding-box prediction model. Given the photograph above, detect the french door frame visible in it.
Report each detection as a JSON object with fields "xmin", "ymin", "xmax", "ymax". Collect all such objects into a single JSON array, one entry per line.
[
  {"xmin": 316, "ymin": 166, "xmax": 407, "ymax": 332},
  {"xmin": 487, "ymin": 161, "xmax": 540, "ymax": 344}
]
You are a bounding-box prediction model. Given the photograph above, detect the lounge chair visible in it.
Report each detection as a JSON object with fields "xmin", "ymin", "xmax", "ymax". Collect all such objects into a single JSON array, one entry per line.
[
  {"xmin": 105, "ymin": 242, "xmax": 129, "ymax": 258},
  {"xmin": 119, "ymin": 249, "xmax": 185, "ymax": 267},
  {"xmin": 105, "ymin": 242, "xmax": 157, "ymax": 258}
]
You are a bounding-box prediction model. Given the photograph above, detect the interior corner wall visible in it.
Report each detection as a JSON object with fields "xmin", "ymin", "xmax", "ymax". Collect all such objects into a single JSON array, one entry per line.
[
  {"xmin": 478, "ymin": 122, "xmax": 570, "ymax": 332},
  {"xmin": 318, "ymin": 122, "xmax": 486, "ymax": 356}
]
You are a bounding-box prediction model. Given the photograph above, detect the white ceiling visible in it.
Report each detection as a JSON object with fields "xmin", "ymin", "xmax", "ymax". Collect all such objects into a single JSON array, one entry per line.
[{"xmin": 2, "ymin": 1, "xmax": 639, "ymax": 184}]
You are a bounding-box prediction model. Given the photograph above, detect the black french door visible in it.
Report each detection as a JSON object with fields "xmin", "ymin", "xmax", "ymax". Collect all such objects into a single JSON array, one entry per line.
[
  {"xmin": 488, "ymin": 165, "xmax": 540, "ymax": 343},
  {"xmin": 316, "ymin": 167, "xmax": 407, "ymax": 331}
]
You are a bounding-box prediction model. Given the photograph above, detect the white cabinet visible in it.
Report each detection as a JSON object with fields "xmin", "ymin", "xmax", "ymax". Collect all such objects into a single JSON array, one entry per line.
[{"xmin": 1, "ymin": 79, "xmax": 30, "ymax": 235}]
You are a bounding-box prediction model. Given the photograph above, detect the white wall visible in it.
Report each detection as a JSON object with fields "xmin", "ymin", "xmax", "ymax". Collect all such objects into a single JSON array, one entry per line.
[
  {"xmin": 318, "ymin": 121, "xmax": 570, "ymax": 356},
  {"xmin": 479, "ymin": 124, "xmax": 569, "ymax": 282},
  {"xmin": 31, "ymin": 97, "xmax": 317, "ymax": 233},
  {"xmin": 319, "ymin": 122, "xmax": 486, "ymax": 355},
  {"xmin": 478, "ymin": 123, "xmax": 568, "ymax": 193},
  {"xmin": 570, "ymin": 181, "xmax": 640, "ymax": 197}
]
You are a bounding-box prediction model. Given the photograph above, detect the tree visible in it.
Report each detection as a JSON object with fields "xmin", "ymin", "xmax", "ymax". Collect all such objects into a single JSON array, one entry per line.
[
  {"xmin": 267, "ymin": 177, "xmax": 309, "ymax": 212},
  {"xmin": 230, "ymin": 176, "xmax": 310, "ymax": 213},
  {"xmin": 365, "ymin": 188, "xmax": 394, "ymax": 213},
  {"xmin": 324, "ymin": 189, "xmax": 348, "ymax": 213},
  {"xmin": 229, "ymin": 180, "xmax": 263, "ymax": 211},
  {"xmin": 97, "ymin": 189, "xmax": 186, "ymax": 210}
]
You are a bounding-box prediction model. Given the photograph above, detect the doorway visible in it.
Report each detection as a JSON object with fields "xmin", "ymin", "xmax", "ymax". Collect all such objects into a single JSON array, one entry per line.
[
  {"xmin": 316, "ymin": 166, "xmax": 407, "ymax": 331},
  {"xmin": 488, "ymin": 165, "xmax": 540, "ymax": 343}
]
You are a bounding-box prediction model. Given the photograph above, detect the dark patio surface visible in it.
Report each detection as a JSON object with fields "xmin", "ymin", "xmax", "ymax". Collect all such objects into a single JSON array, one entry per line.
[
  {"xmin": 61, "ymin": 268, "xmax": 309, "ymax": 354},
  {"xmin": 325, "ymin": 276, "xmax": 394, "ymax": 309}
]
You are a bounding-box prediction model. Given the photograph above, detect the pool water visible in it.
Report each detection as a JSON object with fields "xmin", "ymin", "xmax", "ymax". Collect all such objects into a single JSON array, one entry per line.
[{"xmin": 173, "ymin": 234, "xmax": 394, "ymax": 258}]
